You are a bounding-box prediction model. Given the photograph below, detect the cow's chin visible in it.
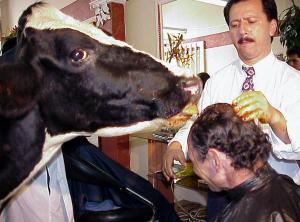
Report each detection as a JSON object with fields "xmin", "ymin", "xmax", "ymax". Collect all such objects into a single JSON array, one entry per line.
[
  {"xmin": 165, "ymin": 102, "xmax": 198, "ymax": 129},
  {"xmin": 93, "ymin": 101, "xmax": 198, "ymax": 135},
  {"xmin": 94, "ymin": 119, "xmax": 168, "ymax": 136}
]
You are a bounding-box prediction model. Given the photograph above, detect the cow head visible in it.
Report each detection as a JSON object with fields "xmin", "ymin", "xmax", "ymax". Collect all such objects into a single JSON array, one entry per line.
[{"xmin": 0, "ymin": 2, "xmax": 200, "ymax": 208}]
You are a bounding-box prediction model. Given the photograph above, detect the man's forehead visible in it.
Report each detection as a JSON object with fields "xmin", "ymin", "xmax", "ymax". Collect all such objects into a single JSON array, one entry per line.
[
  {"xmin": 229, "ymin": 0, "xmax": 264, "ymax": 20},
  {"xmin": 288, "ymin": 54, "xmax": 300, "ymax": 60}
]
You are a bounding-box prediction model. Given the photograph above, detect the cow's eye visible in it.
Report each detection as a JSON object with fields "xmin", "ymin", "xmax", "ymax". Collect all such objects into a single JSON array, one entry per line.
[{"xmin": 70, "ymin": 49, "xmax": 88, "ymax": 62}]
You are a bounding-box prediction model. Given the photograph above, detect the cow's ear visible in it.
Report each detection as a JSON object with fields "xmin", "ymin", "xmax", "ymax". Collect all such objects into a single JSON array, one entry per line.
[{"xmin": 0, "ymin": 63, "xmax": 40, "ymax": 118}]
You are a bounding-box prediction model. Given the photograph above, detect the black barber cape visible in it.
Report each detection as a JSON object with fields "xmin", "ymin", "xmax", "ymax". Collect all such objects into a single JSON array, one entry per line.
[
  {"xmin": 215, "ymin": 164, "xmax": 300, "ymax": 222},
  {"xmin": 62, "ymin": 137, "xmax": 180, "ymax": 222}
]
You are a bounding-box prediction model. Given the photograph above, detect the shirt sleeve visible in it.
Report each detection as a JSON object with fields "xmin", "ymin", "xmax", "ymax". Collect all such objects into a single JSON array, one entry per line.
[
  {"xmin": 268, "ymin": 109, "xmax": 300, "ymax": 160},
  {"xmin": 269, "ymin": 68, "xmax": 300, "ymax": 160},
  {"xmin": 168, "ymin": 115, "xmax": 197, "ymax": 158},
  {"xmin": 269, "ymin": 127, "xmax": 300, "ymax": 160}
]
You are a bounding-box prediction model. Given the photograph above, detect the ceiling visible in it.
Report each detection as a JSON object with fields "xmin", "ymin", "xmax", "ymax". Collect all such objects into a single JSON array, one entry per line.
[{"xmin": 195, "ymin": 0, "xmax": 228, "ymax": 6}]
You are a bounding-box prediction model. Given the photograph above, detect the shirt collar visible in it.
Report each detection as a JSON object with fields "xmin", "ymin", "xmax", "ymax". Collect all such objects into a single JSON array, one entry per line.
[{"xmin": 239, "ymin": 51, "xmax": 276, "ymax": 74}]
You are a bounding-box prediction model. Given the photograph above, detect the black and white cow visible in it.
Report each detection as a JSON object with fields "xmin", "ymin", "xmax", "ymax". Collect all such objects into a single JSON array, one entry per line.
[{"xmin": 0, "ymin": 2, "xmax": 200, "ymax": 209}]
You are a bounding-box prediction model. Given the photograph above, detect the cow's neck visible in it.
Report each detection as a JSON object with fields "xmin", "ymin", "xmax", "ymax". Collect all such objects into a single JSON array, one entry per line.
[{"xmin": 0, "ymin": 106, "xmax": 45, "ymax": 206}]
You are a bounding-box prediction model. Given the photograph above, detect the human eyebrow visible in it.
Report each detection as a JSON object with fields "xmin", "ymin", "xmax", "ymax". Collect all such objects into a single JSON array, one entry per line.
[
  {"xmin": 229, "ymin": 20, "xmax": 240, "ymax": 27},
  {"xmin": 247, "ymin": 16, "xmax": 258, "ymax": 23},
  {"xmin": 229, "ymin": 16, "xmax": 258, "ymax": 26}
]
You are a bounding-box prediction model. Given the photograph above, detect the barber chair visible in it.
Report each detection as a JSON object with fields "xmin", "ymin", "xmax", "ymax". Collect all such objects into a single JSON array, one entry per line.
[{"xmin": 63, "ymin": 149, "xmax": 155, "ymax": 222}]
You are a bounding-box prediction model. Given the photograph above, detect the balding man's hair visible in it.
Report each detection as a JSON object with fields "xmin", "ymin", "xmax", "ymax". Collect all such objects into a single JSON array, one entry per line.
[{"xmin": 190, "ymin": 103, "xmax": 271, "ymax": 171}]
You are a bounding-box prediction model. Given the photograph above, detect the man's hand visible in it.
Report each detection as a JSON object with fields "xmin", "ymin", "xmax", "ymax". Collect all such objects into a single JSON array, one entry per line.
[
  {"xmin": 232, "ymin": 91, "xmax": 290, "ymax": 144},
  {"xmin": 232, "ymin": 91, "xmax": 273, "ymax": 123},
  {"xmin": 162, "ymin": 141, "xmax": 186, "ymax": 181}
]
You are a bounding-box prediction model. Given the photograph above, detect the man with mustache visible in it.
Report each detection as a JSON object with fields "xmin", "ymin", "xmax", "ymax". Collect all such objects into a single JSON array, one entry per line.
[{"xmin": 163, "ymin": 0, "xmax": 300, "ymax": 221}]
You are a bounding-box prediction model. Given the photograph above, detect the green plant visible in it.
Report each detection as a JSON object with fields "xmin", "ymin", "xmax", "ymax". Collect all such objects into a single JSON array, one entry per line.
[
  {"xmin": 5, "ymin": 26, "xmax": 18, "ymax": 39},
  {"xmin": 278, "ymin": 0, "xmax": 300, "ymax": 50},
  {"xmin": 165, "ymin": 33, "xmax": 193, "ymax": 68}
]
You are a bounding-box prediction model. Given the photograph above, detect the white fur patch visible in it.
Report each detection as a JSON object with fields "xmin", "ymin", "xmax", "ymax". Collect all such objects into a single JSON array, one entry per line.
[{"xmin": 94, "ymin": 118, "xmax": 167, "ymax": 136}]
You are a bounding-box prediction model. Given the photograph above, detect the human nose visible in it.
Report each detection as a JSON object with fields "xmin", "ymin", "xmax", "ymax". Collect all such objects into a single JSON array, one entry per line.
[{"xmin": 239, "ymin": 20, "xmax": 249, "ymax": 36}]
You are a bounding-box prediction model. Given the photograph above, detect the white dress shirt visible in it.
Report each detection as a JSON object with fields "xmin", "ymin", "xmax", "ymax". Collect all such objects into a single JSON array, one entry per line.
[
  {"xmin": 171, "ymin": 51, "xmax": 300, "ymax": 184},
  {"xmin": 0, "ymin": 151, "xmax": 74, "ymax": 222}
]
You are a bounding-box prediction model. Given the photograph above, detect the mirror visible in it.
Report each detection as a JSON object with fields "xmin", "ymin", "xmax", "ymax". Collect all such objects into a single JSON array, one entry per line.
[{"xmin": 160, "ymin": 0, "xmax": 238, "ymax": 74}]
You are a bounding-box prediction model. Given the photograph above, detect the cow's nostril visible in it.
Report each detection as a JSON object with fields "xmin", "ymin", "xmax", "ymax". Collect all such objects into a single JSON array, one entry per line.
[
  {"xmin": 178, "ymin": 77, "xmax": 203, "ymax": 104},
  {"xmin": 180, "ymin": 77, "xmax": 202, "ymax": 96}
]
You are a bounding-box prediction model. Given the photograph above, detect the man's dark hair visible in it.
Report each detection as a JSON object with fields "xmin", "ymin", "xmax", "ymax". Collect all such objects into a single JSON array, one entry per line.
[
  {"xmin": 190, "ymin": 103, "xmax": 271, "ymax": 170},
  {"xmin": 287, "ymin": 46, "xmax": 300, "ymax": 58},
  {"xmin": 223, "ymin": 0, "xmax": 278, "ymax": 26},
  {"xmin": 197, "ymin": 72, "xmax": 210, "ymax": 88}
]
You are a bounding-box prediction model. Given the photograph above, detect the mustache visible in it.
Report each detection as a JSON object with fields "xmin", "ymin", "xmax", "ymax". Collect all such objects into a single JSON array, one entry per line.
[{"xmin": 238, "ymin": 36, "xmax": 255, "ymax": 44}]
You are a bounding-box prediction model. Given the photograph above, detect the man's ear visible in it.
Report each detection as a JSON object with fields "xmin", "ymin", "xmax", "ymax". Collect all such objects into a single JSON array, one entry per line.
[
  {"xmin": 269, "ymin": 19, "xmax": 278, "ymax": 37},
  {"xmin": 207, "ymin": 148, "xmax": 226, "ymax": 172},
  {"xmin": 0, "ymin": 63, "xmax": 40, "ymax": 118}
]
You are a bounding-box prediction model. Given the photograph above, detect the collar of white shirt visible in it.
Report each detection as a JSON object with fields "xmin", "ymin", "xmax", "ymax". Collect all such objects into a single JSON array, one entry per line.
[{"xmin": 238, "ymin": 51, "xmax": 276, "ymax": 77}]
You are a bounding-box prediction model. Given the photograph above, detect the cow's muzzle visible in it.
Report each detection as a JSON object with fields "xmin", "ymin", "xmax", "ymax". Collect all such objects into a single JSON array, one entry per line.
[{"xmin": 180, "ymin": 76, "xmax": 202, "ymax": 103}]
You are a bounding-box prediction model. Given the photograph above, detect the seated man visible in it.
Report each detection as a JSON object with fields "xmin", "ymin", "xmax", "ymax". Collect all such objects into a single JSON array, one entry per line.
[
  {"xmin": 188, "ymin": 103, "xmax": 300, "ymax": 222},
  {"xmin": 287, "ymin": 46, "xmax": 300, "ymax": 71}
]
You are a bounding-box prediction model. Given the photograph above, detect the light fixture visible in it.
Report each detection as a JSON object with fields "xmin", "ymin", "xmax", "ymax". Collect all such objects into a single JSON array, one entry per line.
[
  {"xmin": 89, "ymin": 0, "xmax": 111, "ymax": 27},
  {"xmin": 194, "ymin": 0, "xmax": 227, "ymax": 7}
]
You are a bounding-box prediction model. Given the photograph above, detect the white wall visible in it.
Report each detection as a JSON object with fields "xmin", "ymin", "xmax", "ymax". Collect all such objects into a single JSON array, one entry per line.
[
  {"xmin": 206, "ymin": 45, "xmax": 238, "ymax": 74},
  {"xmin": 125, "ymin": 0, "xmax": 159, "ymax": 57},
  {"xmin": 162, "ymin": 0, "xmax": 227, "ymax": 38}
]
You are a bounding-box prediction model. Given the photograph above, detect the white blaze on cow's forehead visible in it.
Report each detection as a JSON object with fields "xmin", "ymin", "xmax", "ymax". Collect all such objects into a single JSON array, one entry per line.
[{"xmin": 24, "ymin": 3, "xmax": 195, "ymax": 78}]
